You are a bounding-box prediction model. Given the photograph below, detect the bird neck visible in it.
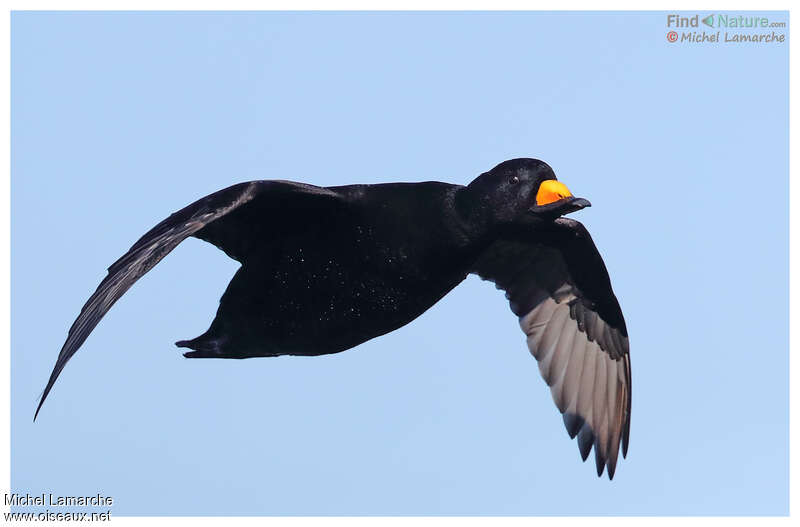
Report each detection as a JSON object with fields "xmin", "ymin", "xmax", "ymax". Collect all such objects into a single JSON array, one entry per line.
[{"xmin": 451, "ymin": 186, "xmax": 496, "ymax": 247}]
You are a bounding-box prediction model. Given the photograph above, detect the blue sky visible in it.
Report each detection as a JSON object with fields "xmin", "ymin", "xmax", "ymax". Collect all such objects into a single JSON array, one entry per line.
[{"xmin": 11, "ymin": 11, "xmax": 788, "ymax": 515}]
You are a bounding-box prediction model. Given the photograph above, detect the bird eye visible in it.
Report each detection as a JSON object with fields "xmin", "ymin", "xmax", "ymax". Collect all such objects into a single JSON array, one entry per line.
[{"xmin": 509, "ymin": 176, "xmax": 520, "ymax": 184}]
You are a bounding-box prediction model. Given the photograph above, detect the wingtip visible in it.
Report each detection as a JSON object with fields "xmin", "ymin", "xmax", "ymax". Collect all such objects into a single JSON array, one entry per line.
[
  {"xmin": 594, "ymin": 447, "xmax": 606, "ymax": 478},
  {"xmin": 33, "ymin": 398, "xmax": 44, "ymax": 422},
  {"xmin": 577, "ymin": 424, "xmax": 594, "ymax": 462},
  {"xmin": 563, "ymin": 412, "xmax": 584, "ymax": 439},
  {"xmin": 575, "ymin": 422, "xmax": 621, "ymax": 480},
  {"xmin": 607, "ymin": 461, "xmax": 616, "ymax": 480},
  {"xmin": 34, "ymin": 370, "xmax": 60, "ymax": 422},
  {"xmin": 34, "ymin": 386, "xmax": 51, "ymax": 421}
]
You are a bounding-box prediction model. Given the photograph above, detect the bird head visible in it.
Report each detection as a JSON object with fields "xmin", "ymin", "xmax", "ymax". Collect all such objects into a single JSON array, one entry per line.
[{"xmin": 461, "ymin": 158, "xmax": 591, "ymax": 226}]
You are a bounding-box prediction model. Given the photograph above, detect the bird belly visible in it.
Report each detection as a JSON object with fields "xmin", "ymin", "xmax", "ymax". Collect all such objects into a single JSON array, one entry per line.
[{"xmin": 197, "ymin": 237, "xmax": 466, "ymax": 358}]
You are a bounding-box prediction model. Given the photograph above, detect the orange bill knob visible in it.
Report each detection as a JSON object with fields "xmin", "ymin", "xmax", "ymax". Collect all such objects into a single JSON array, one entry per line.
[{"xmin": 536, "ymin": 180, "xmax": 573, "ymax": 206}]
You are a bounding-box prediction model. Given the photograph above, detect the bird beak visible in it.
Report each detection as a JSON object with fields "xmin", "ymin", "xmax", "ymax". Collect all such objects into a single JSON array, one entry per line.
[
  {"xmin": 529, "ymin": 179, "xmax": 591, "ymax": 216},
  {"xmin": 563, "ymin": 197, "xmax": 591, "ymax": 213},
  {"xmin": 528, "ymin": 195, "xmax": 591, "ymax": 216}
]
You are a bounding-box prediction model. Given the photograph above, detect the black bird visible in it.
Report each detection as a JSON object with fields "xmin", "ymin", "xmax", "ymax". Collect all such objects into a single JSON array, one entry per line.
[{"xmin": 36, "ymin": 158, "xmax": 631, "ymax": 479}]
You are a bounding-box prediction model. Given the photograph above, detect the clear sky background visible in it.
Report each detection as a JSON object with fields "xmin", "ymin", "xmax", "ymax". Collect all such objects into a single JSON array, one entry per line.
[{"xmin": 11, "ymin": 11, "xmax": 788, "ymax": 515}]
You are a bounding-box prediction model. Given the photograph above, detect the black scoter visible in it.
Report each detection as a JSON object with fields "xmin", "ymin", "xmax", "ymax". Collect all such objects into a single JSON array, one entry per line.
[{"xmin": 36, "ymin": 158, "xmax": 631, "ymax": 479}]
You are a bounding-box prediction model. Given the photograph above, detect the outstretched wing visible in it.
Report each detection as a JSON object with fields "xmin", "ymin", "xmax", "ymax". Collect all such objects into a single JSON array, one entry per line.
[
  {"xmin": 471, "ymin": 218, "xmax": 630, "ymax": 479},
  {"xmin": 35, "ymin": 180, "xmax": 342, "ymax": 420}
]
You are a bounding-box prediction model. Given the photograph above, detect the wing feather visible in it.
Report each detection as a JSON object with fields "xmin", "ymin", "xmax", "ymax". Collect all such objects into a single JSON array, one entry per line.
[
  {"xmin": 549, "ymin": 318, "xmax": 578, "ymax": 411},
  {"xmin": 35, "ymin": 180, "xmax": 341, "ymax": 419},
  {"xmin": 592, "ymin": 354, "xmax": 609, "ymax": 476},
  {"xmin": 560, "ymin": 335, "xmax": 587, "ymax": 418},
  {"xmin": 471, "ymin": 218, "xmax": 631, "ymax": 479},
  {"xmin": 536, "ymin": 305, "xmax": 570, "ymax": 382}
]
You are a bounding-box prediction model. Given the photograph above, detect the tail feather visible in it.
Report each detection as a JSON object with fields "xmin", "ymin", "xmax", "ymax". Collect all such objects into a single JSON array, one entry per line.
[{"xmin": 176, "ymin": 335, "xmax": 230, "ymax": 358}]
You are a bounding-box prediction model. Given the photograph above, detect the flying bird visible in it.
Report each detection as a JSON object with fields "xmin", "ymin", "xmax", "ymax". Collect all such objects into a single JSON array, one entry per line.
[{"xmin": 36, "ymin": 158, "xmax": 631, "ymax": 479}]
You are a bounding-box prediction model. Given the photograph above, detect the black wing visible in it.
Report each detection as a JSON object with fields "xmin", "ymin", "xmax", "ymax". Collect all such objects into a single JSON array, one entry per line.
[
  {"xmin": 471, "ymin": 218, "xmax": 630, "ymax": 479},
  {"xmin": 35, "ymin": 180, "xmax": 342, "ymax": 420}
]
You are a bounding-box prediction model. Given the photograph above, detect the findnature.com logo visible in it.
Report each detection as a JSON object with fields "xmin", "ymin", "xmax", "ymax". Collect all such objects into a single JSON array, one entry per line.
[{"xmin": 665, "ymin": 13, "xmax": 787, "ymax": 44}]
